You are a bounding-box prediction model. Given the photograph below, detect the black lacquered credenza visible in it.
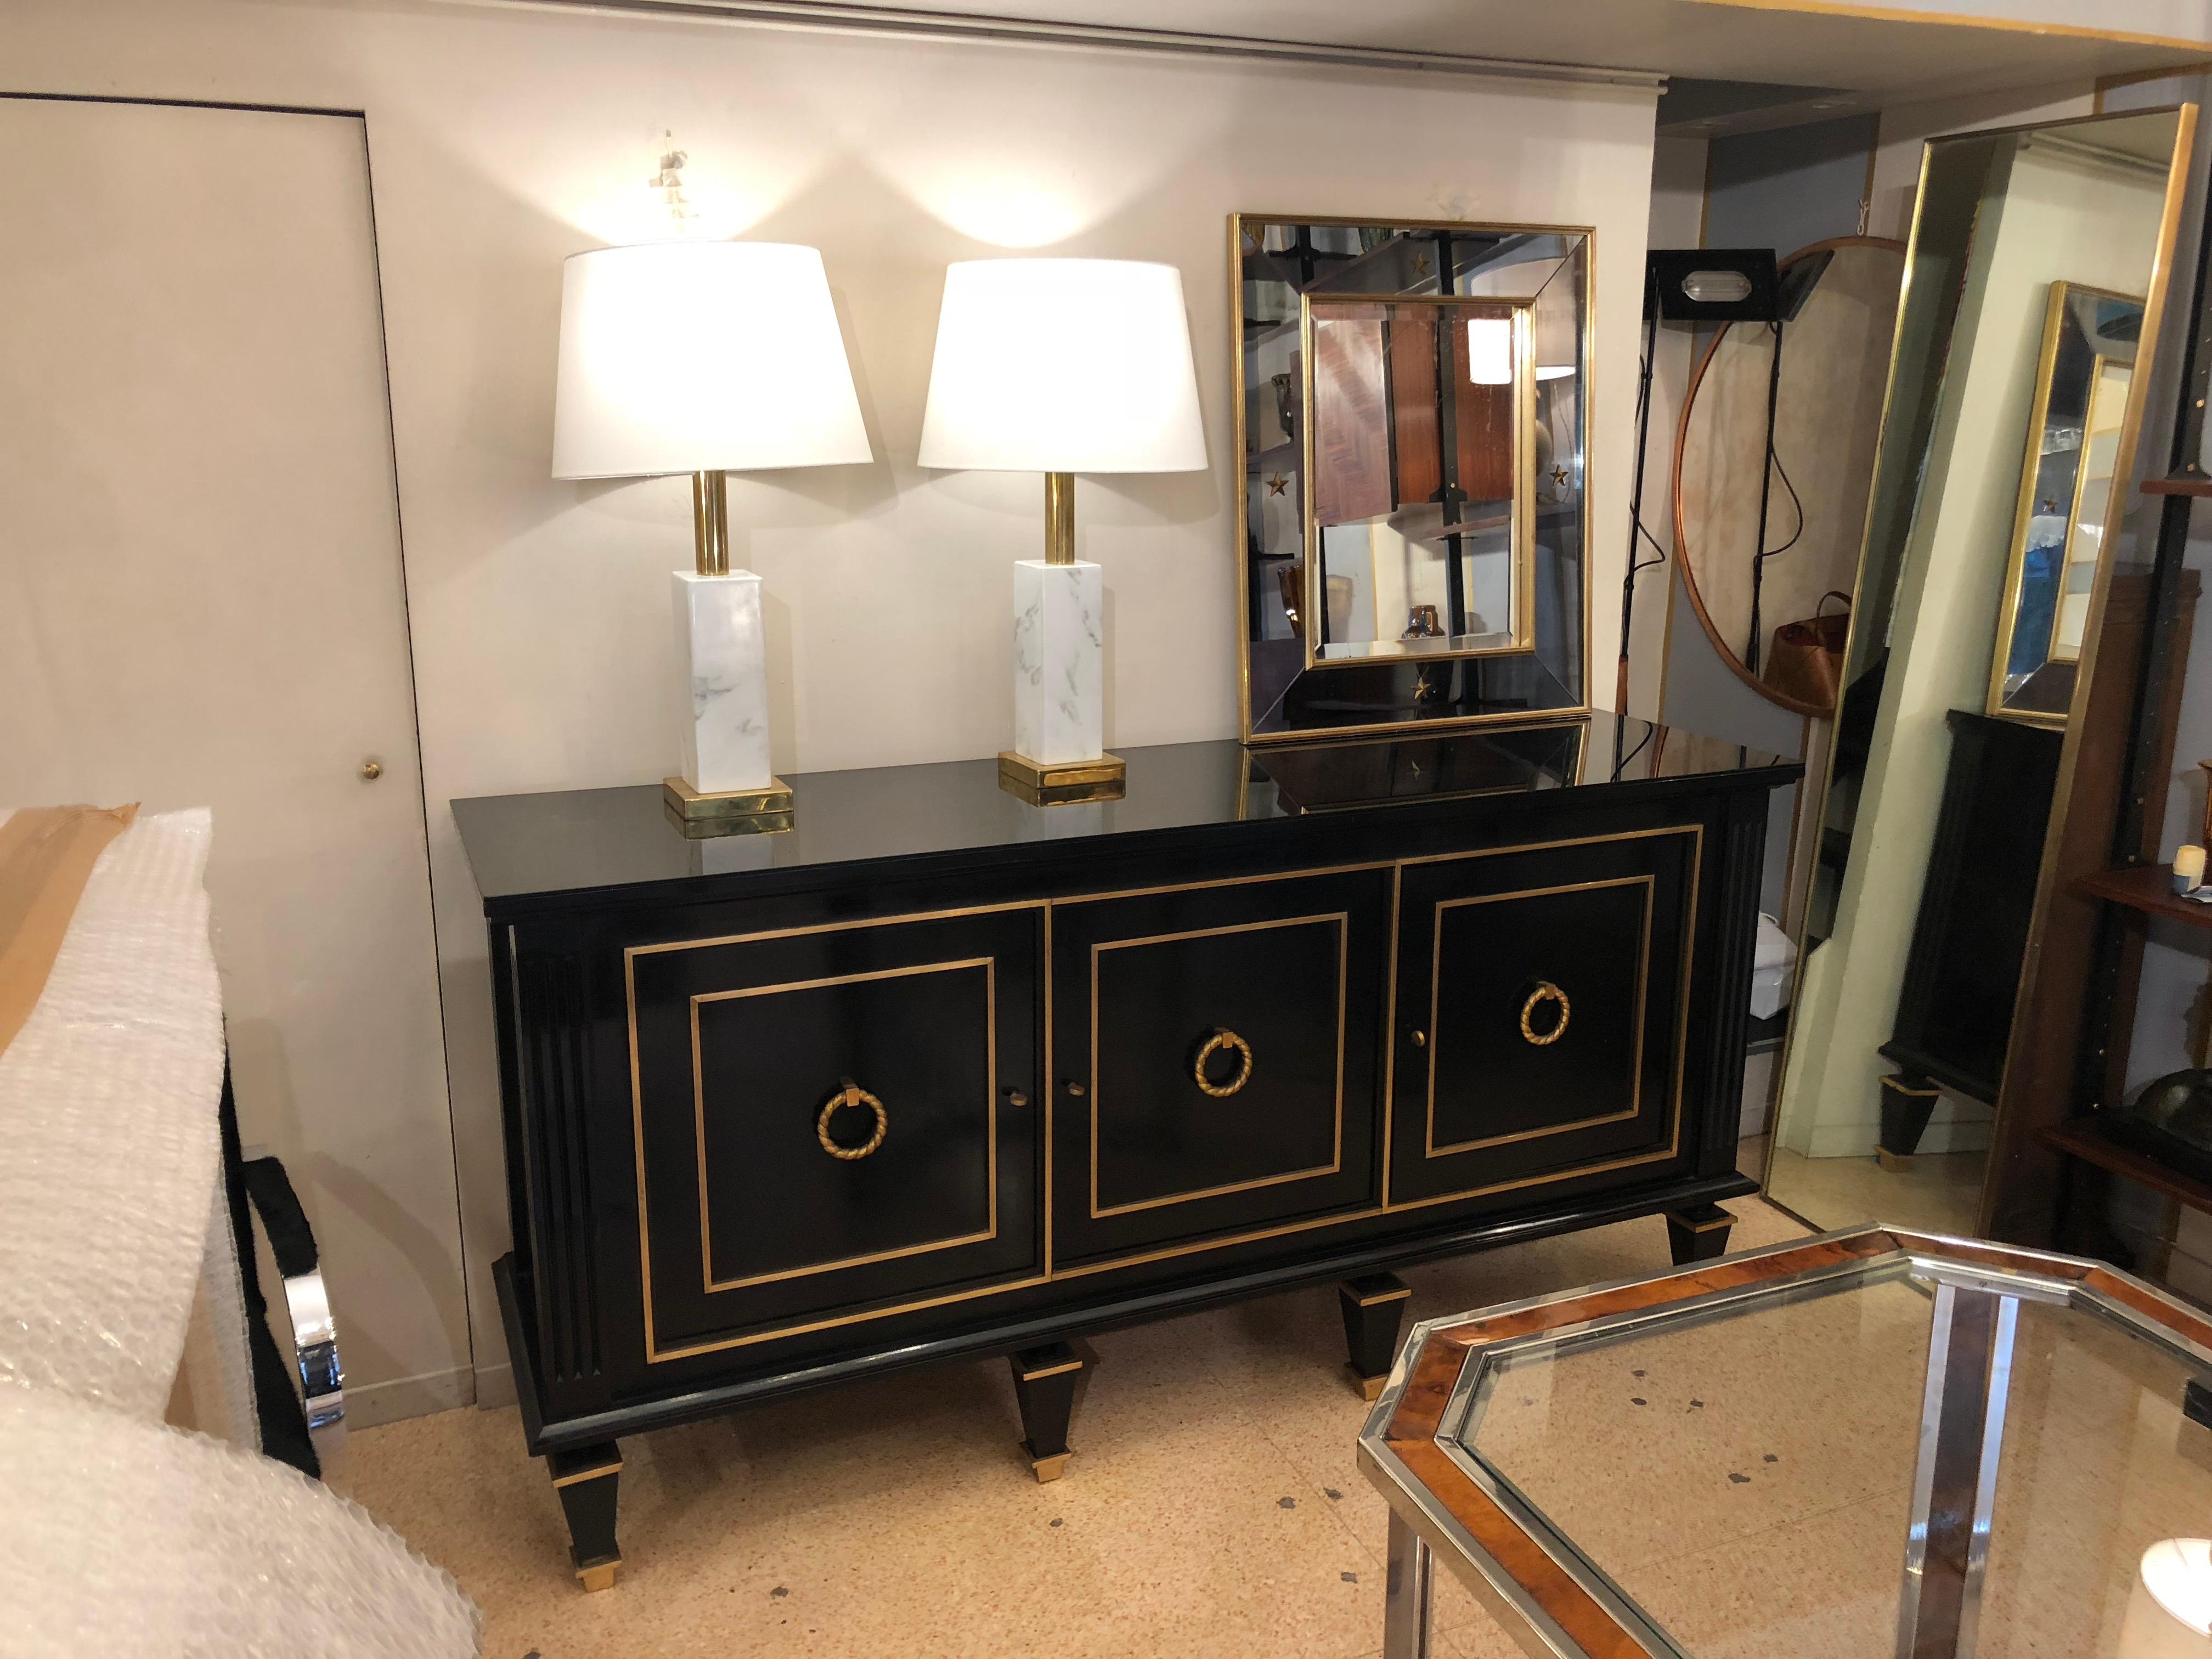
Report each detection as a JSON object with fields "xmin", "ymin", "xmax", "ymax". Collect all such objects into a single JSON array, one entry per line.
[{"xmin": 454, "ymin": 716, "xmax": 1796, "ymax": 1588}]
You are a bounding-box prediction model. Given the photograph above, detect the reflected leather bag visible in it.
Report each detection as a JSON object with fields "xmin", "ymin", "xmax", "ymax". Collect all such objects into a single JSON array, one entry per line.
[{"xmin": 1762, "ymin": 591, "xmax": 1852, "ymax": 712}]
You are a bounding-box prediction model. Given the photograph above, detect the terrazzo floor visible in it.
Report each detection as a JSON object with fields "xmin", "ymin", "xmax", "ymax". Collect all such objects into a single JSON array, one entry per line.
[
  {"xmin": 1762, "ymin": 1141, "xmax": 1987, "ymax": 1237},
  {"xmin": 331, "ymin": 1197, "xmax": 1807, "ymax": 1659}
]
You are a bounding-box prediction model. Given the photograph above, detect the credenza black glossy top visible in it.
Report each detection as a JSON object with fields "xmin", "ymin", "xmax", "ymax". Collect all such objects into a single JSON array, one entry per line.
[{"xmin": 453, "ymin": 716, "xmax": 1794, "ymax": 916}]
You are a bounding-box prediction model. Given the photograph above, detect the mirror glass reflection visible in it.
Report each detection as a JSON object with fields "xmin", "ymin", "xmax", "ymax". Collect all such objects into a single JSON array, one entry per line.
[
  {"xmin": 1237, "ymin": 217, "xmax": 1589, "ymax": 742},
  {"xmin": 1307, "ymin": 298, "xmax": 1532, "ymax": 660},
  {"xmin": 1765, "ymin": 108, "xmax": 2187, "ymax": 1237}
]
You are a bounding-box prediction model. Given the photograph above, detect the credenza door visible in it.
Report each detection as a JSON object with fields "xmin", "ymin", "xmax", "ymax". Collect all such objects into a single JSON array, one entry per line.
[
  {"xmin": 1387, "ymin": 828, "xmax": 1697, "ymax": 1207},
  {"xmin": 625, "ymin": 904, "xmax": 1041, "ymax": 1359},
  {"xmin": 1050, "ymin": 867, "xmax": 1389, "ymax": 1267}
]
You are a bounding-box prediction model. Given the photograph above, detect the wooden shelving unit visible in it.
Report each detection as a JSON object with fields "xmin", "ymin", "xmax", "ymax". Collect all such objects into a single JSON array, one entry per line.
[
  {"xmin": 2074, "ymin": 864, "xmax": 2212, "ymax": 931},
  {"xmin": 2046, "ymin": 864, "xmax": 2212, "ymax": 1224},
  {"xmin": 2041, "ymin": 1117, "xmax": 2212, "ymax": 1217}
]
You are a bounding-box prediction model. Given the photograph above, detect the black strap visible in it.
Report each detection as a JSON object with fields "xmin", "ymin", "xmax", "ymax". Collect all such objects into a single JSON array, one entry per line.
[{"xmin": 217, "ymin": 1057, "xmax": 320, "ymax": 1479}]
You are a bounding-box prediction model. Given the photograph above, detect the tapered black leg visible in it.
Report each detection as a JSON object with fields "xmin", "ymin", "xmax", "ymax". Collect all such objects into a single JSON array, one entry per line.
[
  {"xmin": 1339, "ymin": 1272, "xmax": 1412, "ymax": 1401},
  {"xmin": 548, "ymin": 1441, "xmax": 622, "ymax": 1591},
  {"xmin": 1877, "ymin": 1071, "xmax": 1940, "ymax": 1170},
  {"xmin": 1010, "ymin": 1341, "xmax": 1092, "ymax": 1482},
  {"xmin": 1664, "ymin": 1204, "xmax": 1735, "ymax": 1266}
]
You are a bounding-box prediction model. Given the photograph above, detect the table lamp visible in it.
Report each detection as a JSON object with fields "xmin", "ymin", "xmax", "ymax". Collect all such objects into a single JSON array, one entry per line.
[
  {"xmin": 553, "ymin": 239, "xmax": 871, "ymax": 832},
  {"xmin": 918, "ymin": 258, "xmax": 1205, "ymax": 803}
]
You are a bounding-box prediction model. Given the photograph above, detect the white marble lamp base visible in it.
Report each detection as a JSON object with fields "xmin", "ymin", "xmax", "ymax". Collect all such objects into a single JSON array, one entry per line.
[
  {"xmin": 1004, "ymin": 558, "xmax": 1120, "ymax": 804},
  {"xmin": 668, "ymin": 570, "xmax": 791, "ymax": 827}
]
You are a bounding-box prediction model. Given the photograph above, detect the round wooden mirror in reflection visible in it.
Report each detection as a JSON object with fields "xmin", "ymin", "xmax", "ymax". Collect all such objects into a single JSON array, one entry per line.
[{"xmin": 1672, "ymin": 236, "xmax": 1905, "ymax": 718}]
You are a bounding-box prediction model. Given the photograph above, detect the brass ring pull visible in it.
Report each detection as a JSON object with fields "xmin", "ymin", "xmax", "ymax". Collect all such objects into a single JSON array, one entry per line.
[
  {"xmin": 1194, "ymin": 1028, "xmax": 1255, "ymax": 1098},
  {"xmin": 817, "ymin": 1082, "xmax": 888, "ymax": 1161},
  {"xmin": 1520, "ymin": 982, "xmax": 1571, "ymax": 1046}
]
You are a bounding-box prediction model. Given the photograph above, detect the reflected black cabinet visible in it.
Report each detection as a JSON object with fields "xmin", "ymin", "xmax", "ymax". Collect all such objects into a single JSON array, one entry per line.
[{"xmin": 458, "ymin": 726, "xmax": 1795, "ymax": 1587}]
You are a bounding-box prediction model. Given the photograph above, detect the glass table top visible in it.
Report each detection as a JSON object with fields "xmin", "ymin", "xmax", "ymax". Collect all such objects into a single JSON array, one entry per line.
[{"xmin": 1362, "ymin": 1230, "xmax": 2212, "ymax": 1659}]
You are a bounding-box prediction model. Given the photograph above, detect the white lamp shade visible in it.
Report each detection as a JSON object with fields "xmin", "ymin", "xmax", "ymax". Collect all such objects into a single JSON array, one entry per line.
[
  {"xmin": 917, "ymin": 258, "xmax": 1206, "ymax": 474},
  {"xmin": 2122, "ymin": 1540, "xmax": 2212, "ymax": 1658},
  {"xmin": 551, "ymin": 240, "xmax": 872, "ymax": 479}
]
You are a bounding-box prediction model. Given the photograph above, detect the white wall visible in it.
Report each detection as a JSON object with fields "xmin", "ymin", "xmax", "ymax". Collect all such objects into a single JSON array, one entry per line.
[{"xmin": 0, "ymin": 0, "xmax": 1660, "ymax": 1402}]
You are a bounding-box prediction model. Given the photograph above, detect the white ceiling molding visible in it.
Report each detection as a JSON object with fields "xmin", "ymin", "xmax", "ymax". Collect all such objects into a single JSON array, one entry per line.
[
  {"xmin": 449, "ymin": 0, "xmax": 1670, "ymax": 88},
  {"xmin": 449, "ymin": 0, "xmax": 2212, "ymax": 106}
]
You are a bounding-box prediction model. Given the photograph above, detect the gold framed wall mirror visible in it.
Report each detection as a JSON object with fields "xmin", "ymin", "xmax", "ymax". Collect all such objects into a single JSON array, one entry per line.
[
  {"xmin": 1762, "ymin": 105, "xmax": 2195, "ymax": 1238},
  {"xmin": 1987, "ymin": 281, "xmax": 2148, "ymax": 724},
  {"xmin": 1234, "ymin": 215, "xmax": 1592, "ymax": 743}
]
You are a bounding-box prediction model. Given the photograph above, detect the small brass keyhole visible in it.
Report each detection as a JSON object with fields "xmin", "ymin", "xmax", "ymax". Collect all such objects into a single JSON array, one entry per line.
[{"xmin": 359, "ymin": 759, "xmax": 384, "ymax": 781}]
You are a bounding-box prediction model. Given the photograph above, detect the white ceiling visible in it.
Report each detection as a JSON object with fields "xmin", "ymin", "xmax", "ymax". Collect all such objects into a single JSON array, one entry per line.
[{"xmin": 623, "ymin": 0, "xmax": 2210, "ymax": 106}]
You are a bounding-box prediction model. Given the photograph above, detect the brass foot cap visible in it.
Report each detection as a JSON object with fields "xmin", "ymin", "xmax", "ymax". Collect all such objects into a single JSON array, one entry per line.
[
  {"xmin": 1876, "ymin": 1147, "xmax": 1914, "ymax": 1174},
  {"xmin": 1028, "ymin": 1449, "xmax": 1073, "ymax": 1483},
  {"xmin": 1347, "ymin": 1363, "xmax": 1387, "ymax": 1403},
  {"xmin": 575, "ymin": 1558, "xmax": 620, "ymax": 1593}
]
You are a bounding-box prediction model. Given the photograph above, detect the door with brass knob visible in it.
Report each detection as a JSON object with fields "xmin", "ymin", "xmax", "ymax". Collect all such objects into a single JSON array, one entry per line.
[
  {"xmin": 1388, "ymin": 826, "xmax": 1699, "ymax": 1207},
  {"xmin": 621, "ymin": 904, "xmax": 1042, "ymax": 1351},
  {"xmin": 1049, "ymin": 866, "xmax": 1389, "ymax": 1266}
]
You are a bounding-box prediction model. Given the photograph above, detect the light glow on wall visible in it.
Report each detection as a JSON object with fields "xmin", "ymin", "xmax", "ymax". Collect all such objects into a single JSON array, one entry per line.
[{"xmin": 918, "ymin": 177, "xmax": 1092, "ymax": 249}]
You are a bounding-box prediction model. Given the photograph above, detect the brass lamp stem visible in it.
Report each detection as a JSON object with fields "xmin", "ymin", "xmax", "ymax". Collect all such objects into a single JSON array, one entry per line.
[
  {"xmin": 1043, "ymin": 471, "xmax": 1076, "ymax": 566},
  {"xmin": 691, "ymin": 469, "xmax": 730, "ymax": 577}
]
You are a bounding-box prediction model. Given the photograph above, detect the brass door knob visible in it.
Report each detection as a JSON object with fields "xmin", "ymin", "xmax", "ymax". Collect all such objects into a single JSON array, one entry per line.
[
  {"xmin": 359, "ymin": 759, "xmax": 383, "ymax": 780},
  {"xmin": 1066, "ymin": 1081, "xmax": 1087, "ymax": 1097},
  {"xmin": 1410, "ymin": 1029, "xmax": 1427, "ymax": 1048},
  {"xmin": 1005, "ymin": 1089, "xmax": 1029, "ymax": 1109}
]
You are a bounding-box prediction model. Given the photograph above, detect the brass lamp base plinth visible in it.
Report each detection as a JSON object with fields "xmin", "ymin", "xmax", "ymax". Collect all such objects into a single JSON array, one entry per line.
[
  {"xmin": 997, "ymin": 751, "xmax": 1125, "ymax": 806},
  {"xmin": 662, "ymin": 775, "xmax": 794, "ymax": 837}
]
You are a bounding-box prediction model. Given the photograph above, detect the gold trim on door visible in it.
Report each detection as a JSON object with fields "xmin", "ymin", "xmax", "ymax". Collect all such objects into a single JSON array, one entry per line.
[
  {"xmin": 1087, "ymin": 913, "xmax": 1350, "ymax": 1218},
  {"xmin": 625, "ymin": 900, "xmax": 1046, "ymax": 1365},
  {"xmin": 689, "ymin": 957, "xmax": 999, "ymax": 1294},
  {"xmin": 1387, "ymin": 823, "xmax": 1701, "ymax": 1210},
  {"xmin": 619, "ymin": 830, "xmax": 1705, "ymax": 1364},
  {"xmin": 1424, "ymin": 876, "xmax": 1654, "ymax": 1158}
]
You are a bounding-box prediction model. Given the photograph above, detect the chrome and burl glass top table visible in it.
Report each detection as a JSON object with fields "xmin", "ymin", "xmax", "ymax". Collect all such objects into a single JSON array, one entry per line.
[{"xmin": 1359, "ymin": 1227, "xmax": 2212, "ymax": 1658}]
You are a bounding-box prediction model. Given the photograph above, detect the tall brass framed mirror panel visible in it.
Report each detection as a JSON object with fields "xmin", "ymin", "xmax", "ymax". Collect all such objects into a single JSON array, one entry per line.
[
  {"xmin": 1234, "ymin": 215, "xmax": 1593, "ymax": 744},
  {"xmin": 1761, "ymin": 105, "xmax": 2195, "ymax": 1240}
]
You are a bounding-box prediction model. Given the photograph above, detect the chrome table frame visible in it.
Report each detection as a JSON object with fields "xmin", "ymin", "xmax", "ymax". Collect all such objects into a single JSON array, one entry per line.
[{"xmin": 1355, "ymin": 1224, "xmax": 2212, "ymax": 1659}]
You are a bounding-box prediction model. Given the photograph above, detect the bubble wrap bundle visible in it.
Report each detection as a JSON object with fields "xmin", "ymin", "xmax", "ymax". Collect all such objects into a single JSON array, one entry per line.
[
  {"xmin": 0, "ymin": 806, "xmax": 481, "ymax": 1656},
  {"xmin": 0, "ymin": 1384, "xmax": 481, "ymax": 1659},
  {"xmin": 0, "ymin": 808, "xmax": 226, "ymax": 1417}
]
